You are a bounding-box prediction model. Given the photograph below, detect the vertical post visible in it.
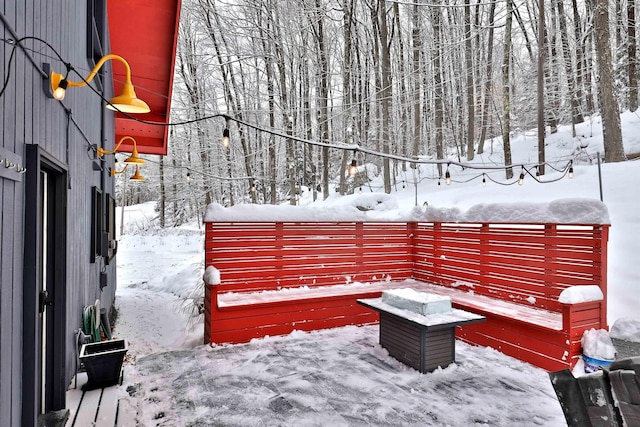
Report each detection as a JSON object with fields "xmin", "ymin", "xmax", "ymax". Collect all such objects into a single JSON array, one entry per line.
[
  {"xmin": 597, "ymin": 152, "xmax": 604, "ymax": 202},
  {"xmin": 597, "ymin": 224, "xmax": 609, "ymax": 327}
]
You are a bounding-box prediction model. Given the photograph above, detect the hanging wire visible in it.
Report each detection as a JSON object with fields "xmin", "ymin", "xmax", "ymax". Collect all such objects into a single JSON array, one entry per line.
[{"xmin": 1, "ymin": 35, "xmax": 579, "ymax": 186}]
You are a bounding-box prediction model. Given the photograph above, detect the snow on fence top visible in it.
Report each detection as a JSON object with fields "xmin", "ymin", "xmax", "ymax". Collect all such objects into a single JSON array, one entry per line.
[{"xmin": 204, "ymin": 194, "xmax": 610, "ymax": 225}]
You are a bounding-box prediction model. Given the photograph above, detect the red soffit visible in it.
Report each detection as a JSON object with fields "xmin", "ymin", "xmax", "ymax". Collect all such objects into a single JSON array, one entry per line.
[{"xmin": 107, "ymin": 0, "xmax": 181, "ymax": 155}]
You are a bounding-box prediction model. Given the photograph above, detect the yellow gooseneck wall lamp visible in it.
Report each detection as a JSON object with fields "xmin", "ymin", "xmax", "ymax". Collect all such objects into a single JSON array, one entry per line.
[
  {"xmin": 97, "ymin": 136, "xmax": 145, "ymax": 165},
  {"xmin": 99, "ymin": 136, "xmax": 145, "ymax": 182},
  {"xmin": 49, "ymin": 54, "xmax": 151, "ymax": 114}
]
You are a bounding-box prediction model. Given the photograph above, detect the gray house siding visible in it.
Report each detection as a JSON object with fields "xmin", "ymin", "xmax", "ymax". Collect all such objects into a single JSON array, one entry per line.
[{"xmin": 1, "ymin": 1, "xmax": 118, "ymax": 426}]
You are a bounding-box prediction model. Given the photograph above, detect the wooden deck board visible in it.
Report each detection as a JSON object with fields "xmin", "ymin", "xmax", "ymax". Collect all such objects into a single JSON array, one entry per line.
[
  {"xmin": 95, "ymin": 386, "xmax": 119, "ymax": 426},
  {"xmin": 65, "ymin": 369, "xmax": 124, "ymax": 427},
  {"xmin": 74, "ymin": 388, "xmax": 102, "ymax": 426},
  {"xmin": 65, "ymin": 372, "xmax": 87, "ymax": 427}
]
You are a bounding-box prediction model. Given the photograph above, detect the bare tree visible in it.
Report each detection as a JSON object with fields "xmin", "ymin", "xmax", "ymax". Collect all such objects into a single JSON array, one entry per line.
[
  {"xmin": 477, "ymin": 0, "xmax": 496, "ymax": 155},
  {"xmin": 378, "ymin": 0, "xmax": 392, "ymax": 193},
  {"xmin": 464, "ymin": 0, "xmax": 475, "ymax": 160},
  {"xmin": 593, "ymin": 0, "xmax": 626, "ymax": 162},
  {"xmin": 629, "ymin": 0, "xmax": 638, "ymax": 112},
  {"xmin": 502, "ymin": 0, "xmax": 514, "ymax": 179}
]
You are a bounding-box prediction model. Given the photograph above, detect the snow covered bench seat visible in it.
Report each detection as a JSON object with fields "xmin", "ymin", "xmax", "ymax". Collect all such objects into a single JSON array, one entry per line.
[{"xmin": 203, "ymin": 200, "xmax": 610, "ymax": 371}]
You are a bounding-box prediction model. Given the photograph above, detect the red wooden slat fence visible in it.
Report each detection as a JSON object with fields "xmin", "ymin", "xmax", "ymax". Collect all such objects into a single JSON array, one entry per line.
[{"xmin": 204, "ymin": 220, "xmax": 609, "ymax": 371}]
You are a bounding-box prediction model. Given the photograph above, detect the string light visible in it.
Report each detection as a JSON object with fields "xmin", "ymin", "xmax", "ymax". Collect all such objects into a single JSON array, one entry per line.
[
  {"xmin": 1, "ymin": 39, "xmax": 582, "ymax": 192},
  {"xmin": 482, "ymin": 173, "xmax": 486, "ymax": 187},
  {"xmin": 568, "ymin": 161, "xmax": 574, "ymax": 179},
  {"xmin": 186, "ymin": 171, "xmax": 191, "ymax": 183},
  {"xmin": 348, "ymin": 159, "xmax": 357, "ymax": 176},
  {"xmin": 518, "ymin": 167, "xmax": 525, "ymax": 186},
  {"xmin": 221, "ymin": 117, "xmax": 230, "ymax": 148},
  {"xmin": 348, "ymin": 150, "xmax": 358, "ymax": 176}
]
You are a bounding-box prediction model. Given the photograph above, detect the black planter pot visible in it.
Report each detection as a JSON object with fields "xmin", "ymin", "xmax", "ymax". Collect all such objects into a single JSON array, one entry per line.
[{"xmin": 79, "ymin": 339, "xmax": 128, "ymax": 390}]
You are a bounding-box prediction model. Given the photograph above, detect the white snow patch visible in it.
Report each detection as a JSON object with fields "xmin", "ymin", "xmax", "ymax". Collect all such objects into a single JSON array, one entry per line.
[{"xmin": 559, "ymin": 285, "xmax": 604, "ymax": 304}]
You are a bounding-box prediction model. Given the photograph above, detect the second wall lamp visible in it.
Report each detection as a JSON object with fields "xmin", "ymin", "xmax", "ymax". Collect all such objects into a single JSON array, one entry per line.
[
  {"xmin": 48, "ymin": 54, "xmax": 150, "ymax": 114},
  {"xmin": 111, "ymin": 164, "xmax": 145, "ymax": 181},
  {"xmin": 99, "ymin": 136, "xmax": 145, "ymax": 182},
  {"xmin": 97, "ymin": 136, "xmax": 145, "ymax": 165}
]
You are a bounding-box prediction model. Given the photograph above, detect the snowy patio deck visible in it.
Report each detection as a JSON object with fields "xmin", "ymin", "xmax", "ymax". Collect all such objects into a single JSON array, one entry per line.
[{"xmin": 128, "ymin": 325, "xmax": 568, "ymax": 426}]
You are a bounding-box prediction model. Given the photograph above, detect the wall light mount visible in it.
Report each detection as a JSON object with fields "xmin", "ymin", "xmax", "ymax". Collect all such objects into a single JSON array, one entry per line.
[{"xmin": 47, "ymin": 54, "xmax": 150, "ymax": 113}]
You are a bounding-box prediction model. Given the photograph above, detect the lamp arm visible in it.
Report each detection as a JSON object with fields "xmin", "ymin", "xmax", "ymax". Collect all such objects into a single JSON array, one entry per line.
[
  {"xmin": 67, "ymin": 54, "xmax": 132, "ymax": 88},
  {"xmin": 110, "ymin": 164, "xmax": 130, "ymax": 176},
  {"xmin": 98, "ymin": 136, "xmax": 136, "ymax": 157}
]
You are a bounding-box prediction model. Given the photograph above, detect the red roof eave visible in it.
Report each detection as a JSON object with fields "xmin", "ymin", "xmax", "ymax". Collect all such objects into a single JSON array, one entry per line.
[{"xmin": 107, "ymin": 0, "xmax": 181, "ymax": 155}]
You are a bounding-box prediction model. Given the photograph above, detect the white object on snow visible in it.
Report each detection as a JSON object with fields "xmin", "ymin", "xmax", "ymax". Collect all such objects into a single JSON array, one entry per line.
[
  {"xmin": 581, "ymin": 328, "xmax": 616, "ymax": 361},
  {"xmin": 381, "ymin": 288, "xmax": 452, "ymax": 315}
]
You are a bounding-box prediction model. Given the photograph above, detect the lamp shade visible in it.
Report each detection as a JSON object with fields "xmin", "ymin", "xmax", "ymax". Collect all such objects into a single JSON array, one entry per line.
[
  {"xmin": 123, "ymin": 145, "xmax": 146, "ymax": 165},
  {"xmin": 106, "ymin": 82, "xmax": 150, "ymax": 114},
  {"xmin": 130, "ymin": 165, "xmax": 145, "ymax": 181}
]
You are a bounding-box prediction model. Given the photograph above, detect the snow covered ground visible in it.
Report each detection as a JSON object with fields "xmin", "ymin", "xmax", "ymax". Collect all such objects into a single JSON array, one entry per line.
[{"xmin": 112, "ymin": 114, "xmax": 640, "ymax": 426}]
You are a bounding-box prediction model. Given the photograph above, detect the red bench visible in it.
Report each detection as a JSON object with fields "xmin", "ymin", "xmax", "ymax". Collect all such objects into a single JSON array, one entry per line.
[{"xmin": 204, "ymin": 219, "xmax": 609, "ymax": 372}]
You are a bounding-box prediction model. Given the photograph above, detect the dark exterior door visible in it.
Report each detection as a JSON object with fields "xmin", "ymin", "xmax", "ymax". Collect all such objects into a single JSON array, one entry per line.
[{"xmin": 23, "ymin": 145, "xmax": 68, "ymax": 424}]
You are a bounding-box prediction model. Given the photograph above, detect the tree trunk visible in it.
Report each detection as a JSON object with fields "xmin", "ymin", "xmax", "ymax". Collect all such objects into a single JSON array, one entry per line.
[
  {"xmin": 538, "ymin": 0, "xmax": 546, "ymax": 175},
  {"xmin": 379, "ymin": 0, "xmax": 392, "ymax": 193},
  {"xmin": 477, "ymin": 1, "xmax": 496, "ymax": 155},
  {"xmin": 465, "ymin": 0, "xmax": 475, "ymax": 160},
  {"xmin": 340, "ymin": 0, "xmax": 354, "ymax": 195},
  {"xmin": 572, "ymin": 0, "xmax": 587, "ymax": 115},
  {"xmin": 411, "ymin": 3, "xmax": 422, "ymax": 163},
  {"xmin": 556, "ymin": 0, "xmax": 583, "ymax": 129},
  {"xmin": 311, "ymin": 0, "xmax": 331, "ymax": 199},
  {"xmin": 629, "ymin": 0, "xmax": 638, "ymax": 112},
  {"xmin": 547, "ymin": 1, "xmax": 560, "ymax": 134},
  {"xmin": 502, "ymin": 0, "xmax": 514, "ymax": 179},
  {"xmin": 593, "ymin": 0, "xmax": 627, "ymax": 162},
  {"xmin": 432, "ymin": 3, "xmax": 444, "ymax": 177}
]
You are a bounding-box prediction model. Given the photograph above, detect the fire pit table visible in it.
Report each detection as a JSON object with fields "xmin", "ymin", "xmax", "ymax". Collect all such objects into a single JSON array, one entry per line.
[{"xmin": 358, "ymin": 289, "xmax": 485, "ymax": 373}]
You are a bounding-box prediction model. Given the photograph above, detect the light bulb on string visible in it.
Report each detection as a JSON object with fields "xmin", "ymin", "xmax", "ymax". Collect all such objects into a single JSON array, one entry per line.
[
  {"xmin": 445, "ymin": 164, "xmax": 451, "ymax": 185},
  {"xmin": 221, "ymin": 117, "xmax": 231, "ymax": 148},
  {"xmin": 349, "ymin": 150, "xmax": 358, "ymax": 176},
  {"xmin": 53, "ymin": 78, "xmax": 68, "ymax": 100},
  {"xmin": 186, "ymin": 172, "xmax": 191, "ymax": 183},
  {"xmin": 518, "ymin": 167, "xmax": 525, "ymax": 186},
  {"xmin": 568, "ymin": 161, "xmax": 574, "ymax": 179},
  {"xmin": 349, "ymin": 159, "xmax": 357, "ymax": 176},
  {"xmin": 482, "ymin": 173, "xmax": 486, "ymax": 187}
]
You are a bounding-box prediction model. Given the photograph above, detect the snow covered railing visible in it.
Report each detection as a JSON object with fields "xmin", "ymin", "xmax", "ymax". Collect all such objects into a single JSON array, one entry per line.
[{"xmin": 203, "ymin": 200, "xmax": 610, "ymax": 371}]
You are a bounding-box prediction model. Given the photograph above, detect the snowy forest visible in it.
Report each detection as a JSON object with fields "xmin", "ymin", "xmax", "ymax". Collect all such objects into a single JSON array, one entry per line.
[{"xmin": 115, "ymin": 0, "xmax": 634, "ymax": 226}]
